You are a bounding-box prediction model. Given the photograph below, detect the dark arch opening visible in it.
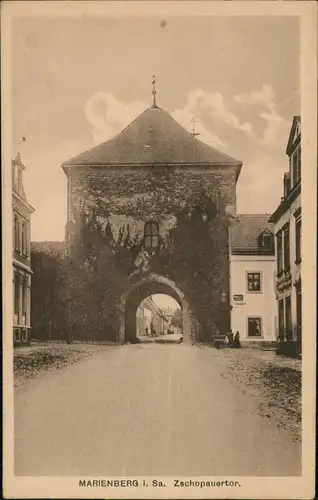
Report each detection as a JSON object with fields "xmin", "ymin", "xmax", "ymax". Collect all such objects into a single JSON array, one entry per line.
[{"xmin": 125, "ymin": 281, "xmax": 182, "ymax": 343}]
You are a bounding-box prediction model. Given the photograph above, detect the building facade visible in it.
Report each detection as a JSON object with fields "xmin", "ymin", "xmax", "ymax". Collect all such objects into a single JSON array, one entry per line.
[
  {"xmin": 148, "ymin": 297, "xmax": 168, "ymax": 335},
  {"xmin": 230, "ymin": 215, "xmax": 276, "ymax": 342},
  {"xmin": 136, "ymin": 297, "xmax": 167, "ymax": 337},
  {"xmin": 136, "ymin": 304, "xmax": 146, "ymax": 337},
  {"xmin": 136, "ymin": 298, "xmax": 153, "ymax": 336},
  {"xmin": 269, "ymin": 116, "xmax": 301, "ymax": 356},
  {"xmin": 12, "ymin": 153, "xmax": 35, "ymax": 346},
  {"xmin": 61, "ymin": 96, "xmax": 243, "ymax": 343},
  {"xmin": 162, "ymin": 306, "xmax": 175, "ymax": 326}
]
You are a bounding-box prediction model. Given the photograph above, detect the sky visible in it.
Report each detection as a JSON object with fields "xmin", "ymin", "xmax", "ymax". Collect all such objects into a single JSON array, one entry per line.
[
  {"xmin": 11, "ymin": 15, "xmax": 300, "ymax": 242},
  {"xmin": 151, "ymin": 294, "xmax": 180, "ymax": 311}
]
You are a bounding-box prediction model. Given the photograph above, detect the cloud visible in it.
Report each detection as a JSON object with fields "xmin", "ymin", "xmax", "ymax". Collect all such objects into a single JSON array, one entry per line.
[
  {"xmin": 179, "ymin": 89, "xmax": 254, "ymax": 137},
  {"xmin": 85, "ymin": 92, "xmax": 147, "ymax": 144},
  {"xmin": 171, "ymin": 107, "xmax": 226, "ymax": 149},
  {"xmin": 234, "ymin": 84, "xmax": 275, "ymax": 110},
  {"xmin": 236, "ymin": 155, "xmax": 285, "ymax": 214},
  {"xmin": 234, "ymin": 84, "xmax": 290, "ymax": 149},
  {"xmin": 259, "ymin": 108, "xmax": 290, "ymax": 149},
  {"xmin": 85, "ymin": 89, "xmax": 254, "ymax": 150}
]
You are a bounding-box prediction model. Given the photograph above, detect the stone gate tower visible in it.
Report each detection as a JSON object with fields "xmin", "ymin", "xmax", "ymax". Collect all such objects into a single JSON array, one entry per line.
[{"xmin": 62, "ymin": 96, "xmax": 242, "ymax": 344}]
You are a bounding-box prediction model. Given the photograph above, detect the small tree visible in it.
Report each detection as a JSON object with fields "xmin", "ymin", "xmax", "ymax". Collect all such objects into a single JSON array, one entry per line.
[
  {"xmin": 171, "ymin": 308, "xmax": 182, "ymax": 328},
  {"xmin": 31, "ymin": 246, "xmax": 68, "ymax": 340}
]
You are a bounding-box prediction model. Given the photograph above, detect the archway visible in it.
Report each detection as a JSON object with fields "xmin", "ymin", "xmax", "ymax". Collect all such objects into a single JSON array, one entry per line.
[{"xmin": 121, "ymin": 275, "xmax": 192, "ymax": 344}]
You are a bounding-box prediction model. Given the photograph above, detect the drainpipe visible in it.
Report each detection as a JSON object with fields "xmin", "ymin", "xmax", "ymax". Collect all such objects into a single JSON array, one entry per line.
[
  {"xmin": 66, "ymin": 171, "xmax": 73, "ymax": 345},
  {"xmin": 228, "ymin": 223, "xmax": 232, "ymax": 332}
]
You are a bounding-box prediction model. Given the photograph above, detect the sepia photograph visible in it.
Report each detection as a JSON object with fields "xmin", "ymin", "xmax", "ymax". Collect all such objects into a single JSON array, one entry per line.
[{"xmin": 2, "ymin": 1, "xmax": 317, "ymax": 499}]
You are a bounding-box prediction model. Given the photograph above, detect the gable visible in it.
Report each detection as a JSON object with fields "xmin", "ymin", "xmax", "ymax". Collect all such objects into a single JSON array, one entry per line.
[
  {"xmin": 257, "ymin": 229, "xmax": 274, "ymax": 249},
  {"xmin": 286, "ymin": 116, "xmax": 301, "ymax": 156},
  {"xmin": 294, "ymin": 122, "xmax": 301, "ymax": 142},
  {"xmin": 257, "ymin": 228, "xmax": 273, "ymax": 238}
]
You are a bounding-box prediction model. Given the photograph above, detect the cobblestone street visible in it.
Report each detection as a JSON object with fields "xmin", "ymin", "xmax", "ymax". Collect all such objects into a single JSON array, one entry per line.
[{"xmin": 14, "ymin": 343, "xmax": 301, "ymax": 477}]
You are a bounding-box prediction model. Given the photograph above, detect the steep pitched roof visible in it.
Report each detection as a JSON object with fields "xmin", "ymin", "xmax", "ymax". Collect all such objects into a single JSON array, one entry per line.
[
  {"xmin": 230, "ymin": 214, "xmax": 274, "ymax": 253},
  {"xmin": 62, "ymin": 106, "xmax": 242, "ymax": 173}
]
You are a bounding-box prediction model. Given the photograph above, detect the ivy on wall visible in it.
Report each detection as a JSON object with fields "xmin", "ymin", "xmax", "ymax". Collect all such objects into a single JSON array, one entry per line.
[
  {"xmin": 31, "ymin": 247, "xmax": 69, "ymax": 340},
  {"xmin": 67, "ymin": 192, "xmax": 231, "ymax": 340},
  {"xmin": 151, "ymin": 194, "xmax": 231, "ymax": 337},
  {"xmin": 32, "ymin": 187, "xmax": 232, "ymax": 342}
]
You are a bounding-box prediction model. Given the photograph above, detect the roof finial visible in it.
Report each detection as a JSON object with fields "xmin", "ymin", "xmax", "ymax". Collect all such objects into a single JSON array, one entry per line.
[
  {"xmin": 190, "ymin": 117, "xmax": 200, "ymax": 138},
  {"xmin": 152, "ymin": 75, "xmax": 158, "ymax": 108}
]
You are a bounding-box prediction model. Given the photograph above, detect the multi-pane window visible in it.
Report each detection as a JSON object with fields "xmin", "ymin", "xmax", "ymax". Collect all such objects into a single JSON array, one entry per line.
[
  {"xmin": 295, "ymin": 218, "xmax": 301, "ymax": 264},
  {"xmin": 285, "ymin": 295, "xmax": 292, "ymax": 340},
  {"xmin": 276, "ymin": 232, "xmax": 283, "ymax": 275},
  {"xmin": 144, "ymin": 222, "xmax": 159, "ymax": 250},
  {"xmin": 14, "ymin": 215, "xmax": 20, "ymax": 252},
  {"xmin": 14, "ymin": 329, "xmax": 20, "ymax": 342},
  {"xmin": 247, "ymin": 317, "xmax": 262, "ymax": 338},
  {"xmin": 292, "ymin": 147, "xmax": 301, "ymax": 186},
  {"xmin": 14, "ymin": 273, "xmax": 20, "ymax": 315},
  {"xmin": 278, "ymin": 299, "xmax": 284, "ymax": 340},
  {"xmin": 296, "ymin": 289, "xmax": 302, "ymax": 342},
  {"xmin": 22, "ymin": 277, "xmax": 28, "ymax": 316},
  {"xmin": 283, "ymin": 224, "xmax": 290, "ymax": 272},
  {"xmin": 21, "ymin": 222, "xmax": 27, "ymax": 255},
  {"xmin": 247, "ymin": 272, "xmax": 261, "ymax": 292}
]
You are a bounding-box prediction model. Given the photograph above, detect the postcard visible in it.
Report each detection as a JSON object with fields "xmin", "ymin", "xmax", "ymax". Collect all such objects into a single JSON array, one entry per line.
[{"xmin": 2, "ymin": 1, "xmax": 317, "ymax": 498}]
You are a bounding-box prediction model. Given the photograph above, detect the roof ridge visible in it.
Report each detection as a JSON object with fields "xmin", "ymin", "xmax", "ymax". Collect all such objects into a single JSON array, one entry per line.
[
  {"xmin": 62, "ymin": 105, "xmax": 242, "ymax": 168},
  {"xmin": 62, "ymin": 106, "xmax": 160, "ymax": 166},
  {"xmin": 107, "ymin": 105, "xmax": 155, "ymax": 142}
]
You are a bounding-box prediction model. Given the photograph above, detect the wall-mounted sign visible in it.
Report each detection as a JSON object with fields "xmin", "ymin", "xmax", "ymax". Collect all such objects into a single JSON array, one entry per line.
[{"xmin": 233, "ymin": 294, "xmax": 244, "ymax": 302}]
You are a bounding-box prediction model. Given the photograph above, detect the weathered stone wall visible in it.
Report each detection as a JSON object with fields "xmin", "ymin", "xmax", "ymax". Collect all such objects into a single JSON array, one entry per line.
[{"xmin": 66, "ymin": 165, "xmax": 237, "ymax": 342}]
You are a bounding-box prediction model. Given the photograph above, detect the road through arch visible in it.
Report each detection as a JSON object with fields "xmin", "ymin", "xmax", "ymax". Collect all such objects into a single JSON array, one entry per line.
[{"xmin": 122, "ymin": 274, "xmax": 192, "ymax": 343}]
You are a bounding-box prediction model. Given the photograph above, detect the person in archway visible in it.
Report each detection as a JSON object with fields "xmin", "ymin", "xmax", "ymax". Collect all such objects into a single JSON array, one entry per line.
[
  {"xmin": 151, "ymin": 323, "xmax": 157, "ymax": 337},
  {"xmin": 227, "ymin": 329, "xmax": 234, "ymax": 346},
  {"xmin": 233, "ymin": 331, "xmax": 241, "ymax": 348},
  {"xmin": 145, "ymin": 326, "xmax": 149, "ymax": 336}
]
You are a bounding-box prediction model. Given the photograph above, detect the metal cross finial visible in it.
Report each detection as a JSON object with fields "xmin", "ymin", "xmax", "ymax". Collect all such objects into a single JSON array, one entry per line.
[
  {"xmin": 152, "ymin": 75, "xmax": 158, "ymax": 108},
  {"xmin": 191, "ymin": 117, "xmax": 200, "ymax": 137}
]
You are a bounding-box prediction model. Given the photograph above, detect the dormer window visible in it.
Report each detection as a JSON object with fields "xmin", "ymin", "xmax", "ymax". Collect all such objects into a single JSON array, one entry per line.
[{"xmin": 259, "ymin": 230, "xmax": 274, "ymax": 250}]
